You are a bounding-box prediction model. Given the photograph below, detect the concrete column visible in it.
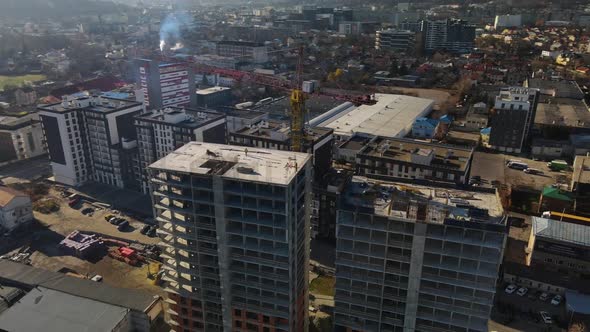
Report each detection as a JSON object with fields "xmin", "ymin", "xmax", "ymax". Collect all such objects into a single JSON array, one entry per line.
[
  {"xmin": 404, "ymin": 222, "xmax": 427, "ymax": 331},
  {"xmin": 212, "ymin": 176, "xmax": 232, "ymax": 332}
]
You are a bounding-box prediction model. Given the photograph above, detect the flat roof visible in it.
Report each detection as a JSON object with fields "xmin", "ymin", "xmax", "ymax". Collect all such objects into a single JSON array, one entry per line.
[
  {"xmin": 197, "ymin": 86, "xmax": 231, "ymax": 95},
  {"xmin": 342, "ymin": 176, "xmax": 505, "ymax": 224},
  {"xmin": 0, "ymin": 114, "xmax": 38, "ymax": 130},
  {"xmin": 573, "ymin": 155, "xmax": 590, "ymax": 185},
  {"xmin": 0, "ymin": 260, "xmax": 158, "ymax": 313},
  {"xmin": 254, "ymin": 95, "xmax": 343, "ymax": 122},
  {"xmin": 135, "ymin": 107, "xmax": 224, "ymax": 128},
  {"xmin": 39, "ymin": 96, "xmax": 140, "ymax": 114},
  {"xmin": 222, "ymin": 108, "xmax": 268, "ymax": 120},
  {"xmin": 534, "ymin": 99, "xmax": 590, "ymax": 128},
  {"xmin": 359, "ymin": 137, "xmax": 473, "ymax": 172},
  {"xmin": 317, "ymin": 94, "xmax": 434, "ymax": 137},
  {"xmin": 527, "ymin": 78, "xmax": 584, "ymax": 99},
  {"xmin": 533, "ymin": 217, "xmax": 590, "ymax": 247},
  {"xmin": 149, "ymin": 142, "xmax": 311, "ymax": 185},
  {"xmin": 0, "ymin": 287, "xmax": 128, "ymax": 332}
]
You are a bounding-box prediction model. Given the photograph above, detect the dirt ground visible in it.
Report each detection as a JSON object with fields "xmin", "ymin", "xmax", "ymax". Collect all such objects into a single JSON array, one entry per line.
[
  {"xmin": 4, "ymin": 186, "xmax": 164, "ymax": 296},
  {"xmin": 375, "ymin": 86, "xmax": 458, "ymax": 113}
]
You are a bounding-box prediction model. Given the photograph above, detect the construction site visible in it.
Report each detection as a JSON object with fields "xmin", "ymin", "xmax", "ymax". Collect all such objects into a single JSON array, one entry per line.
[{"xmin": 0, "ymin": 185, "xmax": 165, "ymax": 296}]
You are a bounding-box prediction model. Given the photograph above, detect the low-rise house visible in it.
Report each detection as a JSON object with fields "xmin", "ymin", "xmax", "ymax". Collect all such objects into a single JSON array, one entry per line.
[{"xmin": 0, "ymin": 187, "xmax": 33, "ymax": 232}]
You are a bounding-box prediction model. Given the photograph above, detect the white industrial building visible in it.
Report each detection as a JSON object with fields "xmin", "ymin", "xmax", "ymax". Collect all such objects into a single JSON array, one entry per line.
[
  {"xmin": 310, "ymin": 94, "xmax": 434, "ymax": 141},
  {"xmin": 0, "ymin": 187, "xmax": 32, "ymax": 232}
]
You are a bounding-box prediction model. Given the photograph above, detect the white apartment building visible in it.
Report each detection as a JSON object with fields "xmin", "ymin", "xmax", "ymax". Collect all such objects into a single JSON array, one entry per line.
[{"xmin": 38, "ymin": 95, "xmax": 143, "ymax": 187}]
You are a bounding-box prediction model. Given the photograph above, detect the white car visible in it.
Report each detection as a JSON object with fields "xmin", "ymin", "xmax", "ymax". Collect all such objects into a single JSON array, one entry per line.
[
  {"xmin": 505, "ymin": 284, "xmax": 517, "ymax": 294},
  {"xmin": 516, "ymin": 287, "xmax": 528, "ymax": 296},
  {"xmin": 551, "ymin": 295, "xmax": 562, "ymax": 306},
  {"xmin": 540, "ymin": 311, "xmax": 553, "ymax": 324},
  {"xmin": 539, "ymin": 292, "xmax": 549, "ymax": 301}
]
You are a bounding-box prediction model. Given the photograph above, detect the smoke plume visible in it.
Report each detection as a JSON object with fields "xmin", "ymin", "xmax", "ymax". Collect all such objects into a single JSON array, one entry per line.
[{"xmin": 159, "ymin": 12, "xmax": 192, "ymax": 52}]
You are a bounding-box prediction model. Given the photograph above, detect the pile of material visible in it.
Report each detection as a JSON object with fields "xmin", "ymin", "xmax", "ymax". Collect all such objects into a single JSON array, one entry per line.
[{"xmin": 59, "ymin": 231, "xmax": 103, "ymax": 258}]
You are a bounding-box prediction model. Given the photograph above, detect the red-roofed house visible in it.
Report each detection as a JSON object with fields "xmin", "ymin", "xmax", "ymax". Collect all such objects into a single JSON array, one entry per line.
[{"xmin": 0, "ymin": 187, "xmax": 32, "ymax": 232}]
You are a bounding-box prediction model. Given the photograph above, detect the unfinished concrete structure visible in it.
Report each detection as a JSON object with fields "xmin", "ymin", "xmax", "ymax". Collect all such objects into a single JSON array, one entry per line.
[
  {"xmin": 333, "ymin": 177, "xmax": 507, "ymax": 332},
  {"xmin": 149, "ymin": 142, "xmax": 312, "ymax": 332}
]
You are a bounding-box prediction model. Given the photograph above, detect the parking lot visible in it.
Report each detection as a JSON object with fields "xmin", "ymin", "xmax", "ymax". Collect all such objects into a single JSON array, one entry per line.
[
  {"xmin": 471, "ymin": 152, "xmax": 572, "ymax": 192},
  {"xmin": 492, "ymin": 283, "xmax": 567, "ymax": 332}
]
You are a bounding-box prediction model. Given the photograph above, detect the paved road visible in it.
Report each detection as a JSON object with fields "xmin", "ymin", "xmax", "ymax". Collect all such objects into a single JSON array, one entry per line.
[{"xmin": 0, "ymin": 155, "xmax": 51, "ymax": 183}]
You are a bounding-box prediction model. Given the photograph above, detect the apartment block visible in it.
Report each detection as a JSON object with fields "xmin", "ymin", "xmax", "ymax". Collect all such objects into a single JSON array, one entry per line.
[
  {"xmin": 334, "ymin": 176, "xmax": 507, "ymax": 332},
  {"xmin": 134, "ymin": 107, "xmax": 226, "ymax": 193},
  {"xmin": 489, "ymin": 87, "xmax": 540, "ymax": 153},
  {"xmin": 229, "ymin": 119, "xmax": 334, "ymax": 181},
  {"xmin": 375, "ymin": 29, "xmax": 416, "ymax": 52},
  {"xmin": 216, "ymin": 41, "xmax": 268, "ymax": 64},
  {"xmin": 135, "ymin": 59, "xmax": 196, "ymax": 108},
  {"xmin": 0, "ymin": 114, "xmax": 46, "ymax": 166},
  {"xmin": 149, "ymin": 142, "xmax": 312, "ymax": 332},
  {"xmin": 38, "ymin": 95, "xmax": 143, "ymax": 187},
  {"xmin": 423, "ymin": 19, "xmax": 475, "ymax": 53},
  {"xmin": 353, "ymin": 136, "xmax": 474, "ymax": 186}
]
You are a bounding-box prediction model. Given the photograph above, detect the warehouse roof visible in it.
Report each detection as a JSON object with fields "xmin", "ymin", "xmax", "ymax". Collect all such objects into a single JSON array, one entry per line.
[
  {"xmin": 0, "ymin": 287, "xmax": 128, "ymax": 332},
  {"xmin": 0, "ymin": 260, "xmax": 159, "ymax": 313},
  {"xmin": 317, "ymin": 94, "xmax": 434, "ymax": 138},
  {"xmin": 535, "ymin": 99, "xmax": 590, "ymax": 128},
  {"xmin": 533, "ymin": 217, "xmax": 590, "ymax": 247}
]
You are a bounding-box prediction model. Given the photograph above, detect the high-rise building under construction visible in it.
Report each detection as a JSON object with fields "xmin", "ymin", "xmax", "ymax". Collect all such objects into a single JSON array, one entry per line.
[{"xmin": 149, "ymin": 142, "xmax": 312, "ymax": 331}]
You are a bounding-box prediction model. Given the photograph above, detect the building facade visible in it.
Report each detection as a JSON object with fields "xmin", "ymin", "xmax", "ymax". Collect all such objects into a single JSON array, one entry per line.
[
  {"xmin": 375, "ymin": 29, "xmax": 416, "ymax": 52},
  {"xmin": 0, "ymin": 114, "xmax": 46, "ymax": 166},
  {"xmin": 489, "ymin": 87, "xmax": 540, "ymax": 153},
  {"xmin": 423, "ymin": 19, "xmax": 475, "ymax": 53},
  {"xmin": 38, "ymin": 95, "xmax": 143, "ymax": 187},
  {"xmin": 196, "ymin": 87, "xmax": 232, "ymax": 107},
  {"xmin": 149, "ymin": 142, "xmax": 312, "ymax": 332},
  {"xmin": 135, "ymin": 59, "xmax": 196, "ymax": 109},
  {"xmin": 353, "ymin": 136, "xmax": 474, "ymax": 186},
  {"xmin": 334, "ymin": 177, "xmax": 507, "ymax": 332},
  {"xmin": 0, "ymin": 187, "xmax": 33, "ymax": 232},
  {"xmin": 14, "ymin": 87, "xmax": 38, "ymax": 106},
  {"xmin": 216, "ymin": 41, "xmax": 268, "ymax": 64},
  {"xmin": 134, "ymin": 107, "xmax": 227, "ymax": 193}
]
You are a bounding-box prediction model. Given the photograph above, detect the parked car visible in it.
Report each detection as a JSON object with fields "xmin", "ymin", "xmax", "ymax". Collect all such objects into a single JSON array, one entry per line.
[
  {"xmin": 104, "ymin": 214, "xmax": 115, "ymax": 221},
  {"xmin": 551, "ymin": 295, "xmax": 562, "ymax": 306},
  {"xmin": 108, "ymin": 216, "xmax": 118, "ymax": 223},
  {"xmin": 505, "ymin": 284, "xmax": 517, "ymax": 294},
  {"xmin": 540, "ymin": 311, "xmax": 553, "ymax": 324},
  {"xmin": 111, "ymin": 218, "xmax": 124, "ymax": 226},
  {"xmin": 147, "ymin": 227, "xmax": 157, "ymax": 237},
  {"xmin": 117, "ymin": 221, "xmax": 129, "ymax": 231},
  {"xmin": 68, "ymin": 197, "xmax": 80, "ymax": 207},
  {"xmin": 517, "ymin": 287, "xmax": 528, "ymax": 296},
  {"xmin": 140, "ymin": 225, "xmax": 151, "ymax": 234},
  {"xmin": 81, "ymin": 207, "xmax": 94, "ymax": 215},
  {"xmin": 539, "ymin": 292, "xmax": 549, "ymax": 301},
  {"xmin": 90, "ymin": 275, "xmax": 103, "ymax": 282}
]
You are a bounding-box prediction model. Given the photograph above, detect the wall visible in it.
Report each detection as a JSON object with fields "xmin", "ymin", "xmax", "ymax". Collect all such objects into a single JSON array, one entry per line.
[{"xmin": 0, "ymin": 196, "xmax": 33, "ymax": 231}]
